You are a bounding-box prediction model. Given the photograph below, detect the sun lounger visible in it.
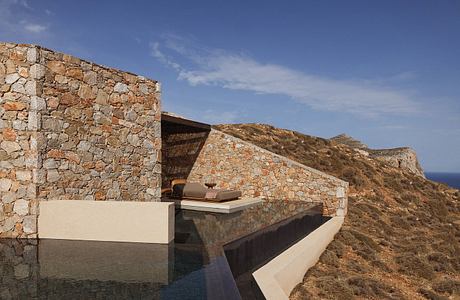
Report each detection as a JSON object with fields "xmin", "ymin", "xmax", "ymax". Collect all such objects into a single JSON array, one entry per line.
[{"xmin": 164, "ymin": 180, "xmax": 242, "ymax": 202}]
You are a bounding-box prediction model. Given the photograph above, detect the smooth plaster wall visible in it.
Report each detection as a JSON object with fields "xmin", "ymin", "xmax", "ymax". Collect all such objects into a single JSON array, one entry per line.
[{"xmin": 38, "ymin": 200, "xmax": 174, "ymax": 244}]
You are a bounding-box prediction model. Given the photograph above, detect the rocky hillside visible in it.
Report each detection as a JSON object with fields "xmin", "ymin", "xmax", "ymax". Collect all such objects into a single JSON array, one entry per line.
[
  {"xmin": 214, "ymin": 123, "xmax": 460, "ymax": 300},
  {"xmin": 330, "ymin": 134, "xmax": 425, "ymax": 178}
]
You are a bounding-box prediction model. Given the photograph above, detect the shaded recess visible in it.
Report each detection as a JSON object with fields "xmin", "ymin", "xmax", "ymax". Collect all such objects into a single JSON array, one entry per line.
[{"xmin": 161, "ymin": 113, "xmax": 211, "ymax": 189}]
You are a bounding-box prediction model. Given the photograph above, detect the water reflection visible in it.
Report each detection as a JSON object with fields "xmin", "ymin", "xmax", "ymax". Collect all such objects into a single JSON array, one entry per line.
[{"xmin": 0, "ymin": 201, "xmax": 325, "ymax": 299}]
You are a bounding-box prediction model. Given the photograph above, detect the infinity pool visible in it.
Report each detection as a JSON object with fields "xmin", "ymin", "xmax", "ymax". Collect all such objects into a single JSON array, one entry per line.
[{"xmin": 0, "ymin": 201, "xmax": 327, "ymax": 299}]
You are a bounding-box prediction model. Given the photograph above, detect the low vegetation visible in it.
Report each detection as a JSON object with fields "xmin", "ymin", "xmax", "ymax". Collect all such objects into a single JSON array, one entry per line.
[{"xmin": 215, "ymin": 124, "xmax": 460, "ymax": 300}]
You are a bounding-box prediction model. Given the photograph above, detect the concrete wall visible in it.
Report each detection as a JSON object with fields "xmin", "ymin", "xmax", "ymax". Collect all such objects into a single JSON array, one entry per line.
[
  {"xmin": 0, "ymin": 43, "xmax": 162, "ymax": 238},
  {"xmin": 253, "ymin": 217, "xmax": 344, "ymax": 300},
  {"xmin": 188, "ymin": 130, "xmax": 348, "ymax": 216}
]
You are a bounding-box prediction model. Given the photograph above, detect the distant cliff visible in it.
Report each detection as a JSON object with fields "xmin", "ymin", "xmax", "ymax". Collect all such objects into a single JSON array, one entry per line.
[{"xmin": 330, "ymin": 134, "xmax": 425, "ymax": 178}]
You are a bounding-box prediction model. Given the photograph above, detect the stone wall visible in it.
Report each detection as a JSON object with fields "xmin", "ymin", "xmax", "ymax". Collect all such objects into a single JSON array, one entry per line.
[
  {"xmin": 188, "ymin": 130, "xmax": 348, "ymax": 216},
  {"xmin": 1, "ymin": 44, "xmax": 42, "ymax": 238},
  {"xmin": 0, "ymin": 43, "xmax": 161, "ymax": 238}
]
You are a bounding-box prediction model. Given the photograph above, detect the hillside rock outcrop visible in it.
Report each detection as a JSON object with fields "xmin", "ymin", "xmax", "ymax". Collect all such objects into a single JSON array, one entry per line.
[{"xmin": 330, "ymin": 134, "xmax": 425, "ymax": 178}]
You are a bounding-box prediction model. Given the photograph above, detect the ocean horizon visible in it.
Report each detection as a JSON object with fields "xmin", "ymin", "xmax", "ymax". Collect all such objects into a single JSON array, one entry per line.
[{"xmin": 425, "ymin": 172, "xmax": 460, "ymax": 189}]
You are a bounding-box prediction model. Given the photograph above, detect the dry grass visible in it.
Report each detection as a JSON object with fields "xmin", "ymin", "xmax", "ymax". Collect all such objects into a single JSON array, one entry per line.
[{"xmin": 215, "ymin": 124, "xmax": 460, "ymax": 300}]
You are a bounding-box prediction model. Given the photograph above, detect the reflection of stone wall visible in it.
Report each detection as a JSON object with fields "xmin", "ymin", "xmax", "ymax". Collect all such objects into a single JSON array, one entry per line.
[
  {"xmin": 1, "ymin": 43, "xmax": 161, "ymax": 237},
  {"xmin": 177, "ymin": 201, "xmax": 322, "ymax": 256},
  {"xmin": 161, "ymin": 128, "xmax": 208, "ymax": 188},
  {"xmin": 0, "ymin": 239, "xmax": 38, "ymax": 299},
  {"xmin": 188, "ymin": 130, "xmax": 348, "ymax": 216}
]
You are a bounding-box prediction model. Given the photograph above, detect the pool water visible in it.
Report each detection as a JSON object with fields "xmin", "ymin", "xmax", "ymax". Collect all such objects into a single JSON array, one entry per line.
[{"xmin": 0, "ymin": 201, "xmax": 327, "ymax": 299}]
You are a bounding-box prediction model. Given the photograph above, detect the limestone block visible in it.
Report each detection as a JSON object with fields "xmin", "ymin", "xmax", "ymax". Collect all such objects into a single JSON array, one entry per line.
[
  {"xmin": 5, "ymin": 73, "xmax": 20, "ymax": 84},
  {"xmin": 13, "ymin": 199, "xmax": 29, "ymax": 216},
  {"xmin": 46, "ymin": 169, "xmax": 60, "ymax": 183},
  {"xmin": 30, "ymin": 96, "xmax": 46, "ymax": 111},
  {"xmin": 114, "ymin": 82, "xmax": 128, "ymax": 93},
  {"xmin": 16, "ymin": 170, "xmax": 32, "ymax": 181},
  {"xmin": 23, "ymin": 215, "xmax": 37, "ymax": 233}
]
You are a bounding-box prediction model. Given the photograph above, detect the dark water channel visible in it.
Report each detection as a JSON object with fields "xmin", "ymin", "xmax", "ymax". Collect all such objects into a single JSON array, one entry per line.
[{"xmin": 1, "ymin": 201, "xmax": 327, "ymax": 299}]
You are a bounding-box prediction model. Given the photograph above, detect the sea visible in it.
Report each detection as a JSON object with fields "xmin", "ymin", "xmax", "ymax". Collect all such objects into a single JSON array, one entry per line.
[{"xmin": 425, "ymin": 172, "xmax": 460, "ymax": 190}]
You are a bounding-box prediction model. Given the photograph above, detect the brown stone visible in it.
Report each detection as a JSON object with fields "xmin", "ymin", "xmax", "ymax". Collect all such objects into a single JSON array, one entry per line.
[
  {"xmin": 3, "ymin": 128, "xmax": 17, "ymax": 141},
  {"xmin": 95, "ymin": 90, "xmax": 109, "ymax": 105},
  {"xmin": 10, "ymin": 50, "xmax": 25, "ymax": 61},
  {"xmin": 80, "ymin": 98, "xmax": 93, "ymax": 107},
  {"xmin": 3, "ymin": 101, "xmax": 26, "ymax": 111},
  {"xmin": 78, "ymin": 84, "xmax": 96, "ymax": 100},
  {"xmin": 82, "ymin": 162, "xmax": 95, "ymax": 169},
  {"xmin": 65, "ymin": 68, "xmax": 83, "ymax": 80},
  {"xmin": 63, "ymin": 54, "xmax": 80, "ymax": 64},
  {"xmin": 95, "ymin": 161, "xmax": 105, "ymax": 172},
  {"xmin": 18, "ymin": 67, "xmax": 29, "ymax": 78},
  {"xmin": 95, "ymin": 191, "xmax": 106, "ymax": 201},
  {"xmin": 46, "ymin": 61, "xmax": 66, "ymax": 74},
  {"xmin": 101, "ymin": 124, "xmax": 112, "ymax": 133},
  {"xmin": 60, "ymin": 92, "xmax": 78, "ymax": 105},
  {"xmin": 47, "ymin": 149, "xmax": 65, "ymax": 159},
  {"xmin": 65, "ymin": 151, "xmax": 80, "ymax": 163},
  {"xmin": 15, "ymin": 222, "xmax": 23, "ymax": 234}
]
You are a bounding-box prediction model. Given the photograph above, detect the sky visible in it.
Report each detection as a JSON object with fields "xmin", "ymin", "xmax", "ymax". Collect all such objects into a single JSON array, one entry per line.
[{"xmin": 1, "ymin": 0, "xmax": 459, "ymax": 172}]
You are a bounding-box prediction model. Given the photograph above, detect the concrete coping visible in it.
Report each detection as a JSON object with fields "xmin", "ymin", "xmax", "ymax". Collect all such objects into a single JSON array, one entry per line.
[
  {"xmin": 167, "ymin": 197, "xmax": 263, "ymax": 213},
  {"xmin": 253, "ymin": 216, "xmax": 344, "ymax": 299}
]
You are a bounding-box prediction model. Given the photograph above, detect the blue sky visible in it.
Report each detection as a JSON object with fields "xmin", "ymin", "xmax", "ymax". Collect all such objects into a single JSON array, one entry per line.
[{"xmin": 1, "ymin": 0, "xmax": 459, "ymax": 172}]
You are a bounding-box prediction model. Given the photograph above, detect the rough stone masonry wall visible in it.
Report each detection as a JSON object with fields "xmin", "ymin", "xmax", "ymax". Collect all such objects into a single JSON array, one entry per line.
[
  {"xmin": 0, "ymin": 43, "xmax": 161, "ymax": 238},
  {"xmin": 188, "ymin": 130, "xmax": 348, "ymax": 216},
  {"xmin": 0, "ymin": 44, "xmax": 41, "ymax": 237}
]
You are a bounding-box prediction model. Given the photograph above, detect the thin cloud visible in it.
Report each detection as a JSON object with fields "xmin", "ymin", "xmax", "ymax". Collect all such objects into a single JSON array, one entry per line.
[
  {"xmin": 0, "ymin": 0, "xmax": 49, "ymax": 36},
  {"xmin": 24, "ymin": 23, "xmax": 47, "ymax": 33},
  {"xmin": 201, "ymin": 110, "xmax": 239, "ymax": 124},
  {"xmin": 151, "ymin": 35, "xmax": 420, "ymax": 117}
]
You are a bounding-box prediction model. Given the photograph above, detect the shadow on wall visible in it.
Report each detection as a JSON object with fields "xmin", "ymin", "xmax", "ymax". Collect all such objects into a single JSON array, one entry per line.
[{"xmin": 161, "ymin": 117, "xmax": 210, "ymax": 189}]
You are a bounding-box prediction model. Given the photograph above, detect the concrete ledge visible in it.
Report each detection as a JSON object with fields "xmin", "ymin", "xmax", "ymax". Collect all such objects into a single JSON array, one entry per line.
[
  {"xmin": 253, "ymin": 216, "xmax": 344, "ymax": 300},
  {"xmin": 171, "ymin": 198, "xmax": 263, "ymax": 213},
  {"xmin": 38, "ymin": 200, "xmax": 174, "ymax": 244}
]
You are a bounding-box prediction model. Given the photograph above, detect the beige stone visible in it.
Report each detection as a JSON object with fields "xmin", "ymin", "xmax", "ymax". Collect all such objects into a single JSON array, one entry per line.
[
  {"xmin": 78, "ymin": 83, "xmax": 95, "ymax": 99},
  {"xmin": 0, "ymin": 178, "xmax": 12, "ymax": 191},
  {"xmin": 13, "ymin": 199, "xmax": 29, "ymax": 216},
  {"xmin": 16, "ymin": 170, "xmax": 32, "ymax": 181},
  {"xmin": 1, "ymin": 141, "xmax": 21, "ymax": 154},
  {"xmin": 47, "ymin": 61, "xmax": 66, "ymax": 74}
]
